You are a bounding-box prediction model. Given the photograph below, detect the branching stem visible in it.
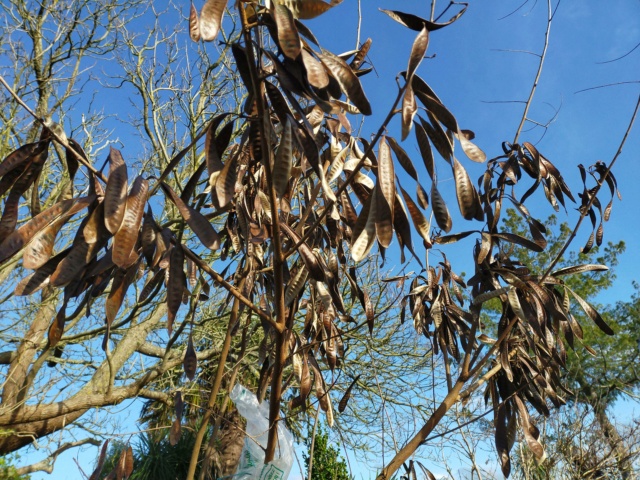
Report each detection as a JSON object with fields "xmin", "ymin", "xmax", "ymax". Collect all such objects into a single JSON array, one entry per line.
[{"xmin": 512, "ymin": 0, "xmax": 552, "ymax": 145}]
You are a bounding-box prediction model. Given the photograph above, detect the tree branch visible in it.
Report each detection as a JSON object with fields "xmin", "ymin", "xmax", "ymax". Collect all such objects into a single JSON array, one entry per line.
[{"xmin": 15, "ymin": 438, "xmax": 101, "ymax": 476}]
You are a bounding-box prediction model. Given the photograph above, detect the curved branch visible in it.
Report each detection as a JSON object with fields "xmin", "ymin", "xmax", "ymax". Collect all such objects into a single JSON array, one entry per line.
[{"xmin": 15, "ymin": 438, "xmax": 101, "ymax": 476}]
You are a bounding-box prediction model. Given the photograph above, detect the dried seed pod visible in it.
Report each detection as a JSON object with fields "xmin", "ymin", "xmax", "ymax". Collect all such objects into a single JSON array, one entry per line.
[
  {"xmin": 113, "ymin": 176, "xmax": 148, "ymax": 268},
  {"xmin": 103, "ymin": 147, "xmax": 128, "ymax": 235},
  {"xmin": 183, "ymin": 334, "xmax": 198, "ymax": 380},
  {"xmin": 167, "ymin": 244, "xmax": 186, "ymax": 336}
]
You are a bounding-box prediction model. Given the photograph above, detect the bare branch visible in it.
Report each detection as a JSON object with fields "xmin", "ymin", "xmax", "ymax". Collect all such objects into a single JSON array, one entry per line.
[{"xmin": 15, "ymin": 438, "xmax": 101, "ymax": 475}]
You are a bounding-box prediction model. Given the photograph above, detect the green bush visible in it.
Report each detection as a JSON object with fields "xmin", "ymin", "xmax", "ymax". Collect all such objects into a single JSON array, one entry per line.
[{"xmin": 303, "ymin": 423, "xmax": 352, "ymax": 480}]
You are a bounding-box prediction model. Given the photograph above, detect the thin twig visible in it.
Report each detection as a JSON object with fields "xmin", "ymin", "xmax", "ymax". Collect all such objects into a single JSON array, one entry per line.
[
  {"xmin": 198, "ymin": 323, "xmax": 248, "ymax": 480},
  {"xmin": 306, "ymin": 405, "xmax": 321, "ymax": 480},
  {"xmin": 355, "ymin": 0, "xmax": 362, "ymax": 50},
  {"xmin": 376, "ymin": 379, "xmax": 466, "ymax": 480},
  {"xmin": 497, "ymin": 0, "xmax": 532, "ymax": 21},
  {"xmin": 481, "ymin": 100, "xmax": 527, "ymax": 104},
  {"xmin": 368, "ymin": 338, "xmax": 399, "ymax": 457},
  {"xmin": 491, "ymin": 48, "xmax": 541, "ymax": 57},
  {"xmin": 16, "ymin": 438, "xmax": 101, "ymax": 476},
  {"xmin": 575, "ymin": 81, "xmax": 640, "ymax": 94},
  {"xmin": 512, "ymin": 0, "xmax": 553, "ymax": 144},
  {"xmin": 185, "ymin": 278, "xmax": 245, "ymax": 480},
  {"xmin": 597, "ymin": 40, "xmax": 640, "ymax": 64},
  {"xmin": 434, "ymin": 1, "xmax": 455, "ymax": 23}
]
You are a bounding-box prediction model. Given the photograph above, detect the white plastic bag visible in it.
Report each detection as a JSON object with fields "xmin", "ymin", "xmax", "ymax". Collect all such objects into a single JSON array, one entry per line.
[{"xmin": 229, "ymin": 384, "xmax": 293, "ymax": 480}]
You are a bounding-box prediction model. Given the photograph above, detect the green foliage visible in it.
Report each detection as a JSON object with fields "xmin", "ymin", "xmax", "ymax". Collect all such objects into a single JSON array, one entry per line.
[
  {"xmin": 132, "ymin": 430, "xmax": 199, "ymax": 480},
  {"xmin": 569, "ymin": 283, "xmax": 640, "ymax": 407},
  {"xmin": 303, "ymin": 423, "xmax": 352, "ymax": 480},
  {"xmin": 0, "ymin": 454, "xmax": 29, "ymax": 480}
]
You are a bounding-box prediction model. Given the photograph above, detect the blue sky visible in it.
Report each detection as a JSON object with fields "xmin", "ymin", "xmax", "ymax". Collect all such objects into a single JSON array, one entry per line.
[
  {"xmin": 315, "ymin": 0, "xmax": 640, "ymax": 301},
  {"xmin": 12, "ymin": 0, "xmax": 640, "ymax": 478}
]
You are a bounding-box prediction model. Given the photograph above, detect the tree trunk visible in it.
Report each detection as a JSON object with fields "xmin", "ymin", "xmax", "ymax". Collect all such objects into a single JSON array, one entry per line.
[
  {"xmin": 203, "ymin": 408, "xmax": 245, "ymax": 480},
  {"xmin": 592, "ymin": 403, "xmax": 637, "ymax": 480},
  {"xmin": 576, "ymin": 373, "xmax": 637, "ymax": 480}
]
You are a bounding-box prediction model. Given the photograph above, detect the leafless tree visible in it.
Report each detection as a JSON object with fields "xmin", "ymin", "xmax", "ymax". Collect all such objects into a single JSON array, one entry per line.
[{"xmin": 0, "ymin": 0, "xmax": 240, "ymax": 474}]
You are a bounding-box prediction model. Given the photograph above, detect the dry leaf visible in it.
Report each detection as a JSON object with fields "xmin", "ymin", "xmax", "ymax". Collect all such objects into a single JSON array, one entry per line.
[
  {"xmin": 274, "ymin": 3, "xmax": 301, "ymax": 60},
  {"xmin": 161, "ymin": 182, "xmax": 220, "ymax": 250},
  {"xmin": 189, "ymin": 3, "xmax": 201, "ymax": 42}
]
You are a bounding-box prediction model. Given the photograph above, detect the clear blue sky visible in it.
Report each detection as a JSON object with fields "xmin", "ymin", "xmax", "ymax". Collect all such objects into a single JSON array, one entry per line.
[{"xmin": 16, "ymin": 0, "xmax": 640, "ymax": 478}]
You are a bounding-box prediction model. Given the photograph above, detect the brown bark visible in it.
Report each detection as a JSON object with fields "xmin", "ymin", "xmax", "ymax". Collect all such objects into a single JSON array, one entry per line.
[
  {"xmin": 0, "ymin": 409, "xmax": 88, "ymax": 453},
  {"xmin": 1, "ymin": 293, "xmax": 56, "ymax": 406}
]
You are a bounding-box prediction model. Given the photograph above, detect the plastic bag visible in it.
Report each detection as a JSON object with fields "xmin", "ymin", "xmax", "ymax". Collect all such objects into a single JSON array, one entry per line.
[{"xmin": 229, "ymin": 384, "xmax": 293, "ymax": 480}]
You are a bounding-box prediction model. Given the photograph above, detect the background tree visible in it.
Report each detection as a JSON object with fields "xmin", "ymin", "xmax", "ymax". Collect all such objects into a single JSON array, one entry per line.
[
  {"xmin": 511, "ymin": 401, "xmax": 640, "ymax": 480},
  {"xmin": 304, "ymin": 420, "xmax": 352, "ymax": 480},
  {"xmin": 0, "ymin": 0, "xmax": 146, "ymax": 462},
  {"xmin": 0, "ymin": 453, "xmax": 30, "ymax": 480}
]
